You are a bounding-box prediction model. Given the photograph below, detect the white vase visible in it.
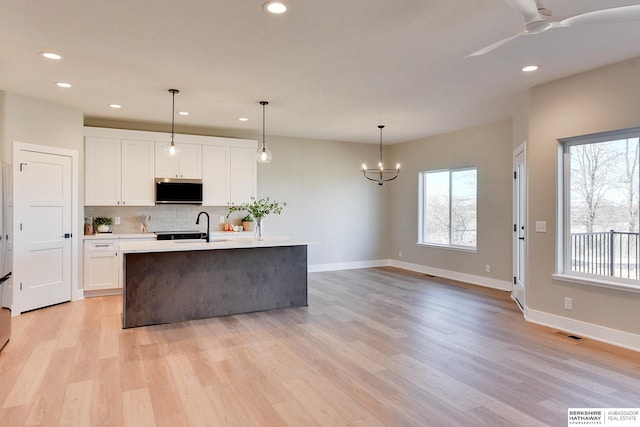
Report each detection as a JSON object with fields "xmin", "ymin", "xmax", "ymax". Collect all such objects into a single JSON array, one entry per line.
[{"xmin": 97, "ymin": 224, "xmax": 110, "ymax": 233}]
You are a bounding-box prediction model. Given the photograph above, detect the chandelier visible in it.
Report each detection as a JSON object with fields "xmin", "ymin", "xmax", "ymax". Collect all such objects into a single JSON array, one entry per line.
[{"xmin": 361, "ymin": 125, "xmax": 400, "ymax": 185}]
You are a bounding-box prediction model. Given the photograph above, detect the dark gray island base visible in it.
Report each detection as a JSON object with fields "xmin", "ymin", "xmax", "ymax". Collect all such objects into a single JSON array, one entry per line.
[{"xmin": 122, "ymin": 245, "xmax": 307, "ymax": 328}]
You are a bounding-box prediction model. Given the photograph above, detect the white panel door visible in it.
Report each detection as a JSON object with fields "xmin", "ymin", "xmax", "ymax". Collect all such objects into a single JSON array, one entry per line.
[
  {"xmin": 15, "ymin": 150, "xmax": 72, "ymax": 312},
  {"xmin": 177, "ymin": 143, "xmax": 202, "ymax": 179},
  {"xmin": 513, "ymin": 146, "xmax": 526, "ymax": 311}
]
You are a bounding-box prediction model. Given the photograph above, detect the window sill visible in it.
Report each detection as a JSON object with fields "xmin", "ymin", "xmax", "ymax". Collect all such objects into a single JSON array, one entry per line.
[
  {"xmin": 416, "ymin": 242, "xmax": 477, "ymax": 253},
  {"xmin": 552, "ymin": 273, "xmax": 640, "ymax": 294}
]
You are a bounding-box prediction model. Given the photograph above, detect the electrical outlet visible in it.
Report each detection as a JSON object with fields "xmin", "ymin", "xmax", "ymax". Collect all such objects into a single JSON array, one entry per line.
[
  {"xmin": 564, "ymin": 297, "xmax": 573, "ymax": 310},
  {"xmin": 485, "ymin": 264, "xmax": 491, "ymax": 273},
  {"xmin": 219, "ymin": 216, "xmax": 225, "ymax": 223},
  {"xmin": 399, "ymin": 250, "xmax": 403, "ymax": 258},
  {"xmin": 115, "ymin": 217, "xmax": 121, "ymax": 225}
]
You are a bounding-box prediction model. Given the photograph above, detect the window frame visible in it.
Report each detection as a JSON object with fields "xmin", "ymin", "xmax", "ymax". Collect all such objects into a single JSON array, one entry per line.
[
  {"xmin": 556, "ymin": 126, "xmax": 640, "ymax": 292},
  {"xmin": 418, "ymin": 166, "xmax": 478, "ymax": 251}
]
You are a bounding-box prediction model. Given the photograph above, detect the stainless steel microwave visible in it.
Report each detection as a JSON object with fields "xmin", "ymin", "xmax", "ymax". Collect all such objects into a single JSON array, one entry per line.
[{"xmin": 155, "ymin": 178, "xmax": 203, "ymax": 204}]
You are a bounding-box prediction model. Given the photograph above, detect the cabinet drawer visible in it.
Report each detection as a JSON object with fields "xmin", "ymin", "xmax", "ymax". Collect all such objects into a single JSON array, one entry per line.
[{"xmin": 85, "ymin": 241, "xmax": 118, "ymax": 252}]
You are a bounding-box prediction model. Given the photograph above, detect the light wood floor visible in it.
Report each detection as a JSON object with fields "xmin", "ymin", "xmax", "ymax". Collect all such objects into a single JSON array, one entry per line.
[{"xmin": 1, "ymin": 267, "xmax": 639, "ymax": 426}]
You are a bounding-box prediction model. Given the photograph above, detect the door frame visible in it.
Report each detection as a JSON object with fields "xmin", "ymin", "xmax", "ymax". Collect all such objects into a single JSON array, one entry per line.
[
  {"xmin": 13, "ymin": 142, "xmax": 80, "ymax": 315},
  {"xmin": 513, "ymin": 142, "xmax": 527, "ymax": 312}
]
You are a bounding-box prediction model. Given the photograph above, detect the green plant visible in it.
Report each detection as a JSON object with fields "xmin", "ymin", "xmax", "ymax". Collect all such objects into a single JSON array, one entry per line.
[
  {"xmin": 242, "ymin": 215, "xmax": 254, "ymax": 222},
  {"xmin": 228, "ymin": 197, "xmax": 286, "ymax": 219},
  {"xmin": 94, "ymin": 216, "xmax": 113, "ymax": 226}
]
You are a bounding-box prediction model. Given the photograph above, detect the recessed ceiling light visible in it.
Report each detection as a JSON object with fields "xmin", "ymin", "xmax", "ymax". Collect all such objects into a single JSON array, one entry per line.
[
  {"xmin": 109, "ymin": 104, "xmax": 122, "ymax": 109},
  {"xmin": 239, "ymin": 117, "xmax": 249, "ymax": 122},
  {"xmin": 41, "ymin": 52, "xmax": 62, "ymax": 60},
  {"xmin": 56, "ymin": 82, "xmax": 72, "ymax": 88},
  {"xmin": 263, "ymin": 2, "xmax": 287, "ymax": 14},
  {"xmin": 178, "ymin": 111, "xmax": 189, "ymax": 116},
  {"xmin": 522, "ymin": 65, "xmax": 539, "ymax": 72}
]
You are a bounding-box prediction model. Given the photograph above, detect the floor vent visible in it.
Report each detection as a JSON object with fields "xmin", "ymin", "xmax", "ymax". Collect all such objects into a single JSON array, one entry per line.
[{"xmin": 567, "ymin": 335, "xmax": 583, "ymax": 340}]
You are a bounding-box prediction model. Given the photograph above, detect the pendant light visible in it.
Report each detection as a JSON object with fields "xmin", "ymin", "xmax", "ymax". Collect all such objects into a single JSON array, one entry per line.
[
  {"xmin": 361, "ymin": 125, "xmax": 400, "ymax": 186},
  {"xmin": 257, "ymin": 101, "xmax": 272, "ymax": 163},
  {"xmin": 167, "ymin": 89, "xmax": 179, "ymax": 156}
]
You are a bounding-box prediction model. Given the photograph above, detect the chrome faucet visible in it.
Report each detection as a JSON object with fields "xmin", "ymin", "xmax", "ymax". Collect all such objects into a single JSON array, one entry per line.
[{"xmin": 196, "ymin": 211, "xmax": 210, "ymax": 242}]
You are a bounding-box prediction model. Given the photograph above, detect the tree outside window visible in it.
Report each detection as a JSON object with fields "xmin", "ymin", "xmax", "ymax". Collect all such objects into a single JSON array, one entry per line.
[
  {"xmin": 562, "ymin": 129, "xmax": 640, "ymax": 280},
  {"xmin": 419, "ymin": 168, "xmax": 477, "ymax": 249}
]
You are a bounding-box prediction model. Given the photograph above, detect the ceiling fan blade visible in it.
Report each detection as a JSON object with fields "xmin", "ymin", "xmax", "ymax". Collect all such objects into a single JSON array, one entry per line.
[
  {"xmin": 467, "ymin": 32, "xmax": 524, "ymax": 57},
  {"xmin": 503, "ymin": 0, "xmax": 539, "ymax": 22},
  {"xmin": 561, "ymin": 5, "xmax": 640, "ymax": 27}
]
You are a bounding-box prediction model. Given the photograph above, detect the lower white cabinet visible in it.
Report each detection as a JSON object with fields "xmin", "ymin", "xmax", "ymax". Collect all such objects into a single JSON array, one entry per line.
[
  {"xmin": 83, "ymin": 240, "xmax": 119, "ymax": 291},
  {"xmin": 83, "ymin": 236, "xmax": 155, "ymax": 292}
]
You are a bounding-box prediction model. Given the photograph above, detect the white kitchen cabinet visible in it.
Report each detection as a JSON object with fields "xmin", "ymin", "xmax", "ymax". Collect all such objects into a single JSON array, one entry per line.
[
  {"xmin": 83, "ymin": 235, "xmax": 156, "ymax": 293},
  {"xmin": 202, "ymin": 145, "xmax": 230, "ymax": 206},
  {"xmin": 85, "ymin": 137, "xmax": 121, "ymax": 206},
  {"xmin": 85, "ymin": 138, "xmax": 155, "ymax": 206},
  {"xmin": 122, "ymin": 139, "xmax": 156, "ymax": 205},
  {"xmin": 202, "ymin": 146, "xmax": 256, "ymax": 206},
  {"xmin": 155, "ymin": 142, "xmax": 202, "ymax": 179},
  {"xmin": 230, "ymin": 147, "xmax": 257, "ymax": 205},
  {"xmin": 83, "ymin": 240, "xmax": 119, "ymax": 291}
]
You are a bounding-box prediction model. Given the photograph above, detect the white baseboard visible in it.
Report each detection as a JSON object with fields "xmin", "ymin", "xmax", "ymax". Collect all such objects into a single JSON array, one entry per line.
[
  {"xmin": 308, "ymin": 259, "xmax": 391, "ymax": 273},
  {"xmin": 309, "ymin": 258, "xmax": 511, "ymax": 291},
  {"xmin": 525, "ymin": 307, "xmax": 640, "ymax": 352},
  {"xmin": 390, "ymin": 260, "xmax": 512, "ymax": 291}
]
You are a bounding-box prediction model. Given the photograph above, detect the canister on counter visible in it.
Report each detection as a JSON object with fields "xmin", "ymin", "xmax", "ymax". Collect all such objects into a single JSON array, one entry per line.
[{"xmin": 84, "ymin": 217, "xmax": 94, "ymax": 235}]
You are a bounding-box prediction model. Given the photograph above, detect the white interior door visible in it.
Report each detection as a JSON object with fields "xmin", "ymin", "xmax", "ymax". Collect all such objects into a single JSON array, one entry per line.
[
  {"xmin": 15, "ymin": 149, "xmax": 72, "ymax": 313},
  {"xmin": 513, "ymin": 145, "xmax": 526, "ymax": 311}
]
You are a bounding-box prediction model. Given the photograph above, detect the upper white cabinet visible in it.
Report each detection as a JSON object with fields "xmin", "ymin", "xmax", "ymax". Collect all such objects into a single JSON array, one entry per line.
[
  {"xmin": 202, "ymin": 146, "xmax": 257, "ymax": 206},
  {"xmin": 121, "ymin": 140, "xmax": 156, "ymax": 205},
  {"xmin": 85, "ymin": 137, "xmax": 155, "ymax": 206},
  {"xmin": 202, "ymin": 145, "xmax": 230, "ymax": 206},
  {"xmin": 85, "ymin": 137, "xmax": 121, "ymax": 206},
  {"xmin": 229, "ymin": 147, "xmax": 257, "ymax": 205},
  {"xmin": 155, "ymin": 142, "xmax": 202, "ymax": 179},
  {"xmin": 85, "ymin": 127, "xmax": 256, "ymax": 207}
]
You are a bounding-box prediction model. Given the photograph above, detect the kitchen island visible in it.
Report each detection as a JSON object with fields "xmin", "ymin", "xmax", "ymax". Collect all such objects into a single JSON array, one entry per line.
[{"xmin": 118, "ymin": 237, "xmax": 308, "ymax": 328}]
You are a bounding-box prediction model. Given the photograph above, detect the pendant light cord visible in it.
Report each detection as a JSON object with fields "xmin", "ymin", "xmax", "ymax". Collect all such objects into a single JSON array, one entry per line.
[
  {"xmin": 169, "ymin": 89, "xmax": 179, "ymax": 144},
  {"xmin": 260, "ymin": 101, "xmax": 268, "ymax": 151}
]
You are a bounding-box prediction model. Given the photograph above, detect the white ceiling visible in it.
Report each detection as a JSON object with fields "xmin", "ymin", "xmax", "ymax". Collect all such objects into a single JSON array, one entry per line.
[{"xmin": 1, "ymin": 0, "xmax": 639, "ymax": 144}]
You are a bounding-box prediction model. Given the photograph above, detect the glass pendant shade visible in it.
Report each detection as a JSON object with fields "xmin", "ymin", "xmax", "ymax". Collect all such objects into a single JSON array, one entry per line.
[{"xmin": 257, "ymin": 146, "xmax": 272, "ymax": 163}]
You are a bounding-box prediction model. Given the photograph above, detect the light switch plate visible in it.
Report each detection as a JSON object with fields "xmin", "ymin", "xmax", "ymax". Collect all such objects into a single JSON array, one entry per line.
[{"xmin": 535, "ymin": 221, "xmax": 546, "ymax": 233}]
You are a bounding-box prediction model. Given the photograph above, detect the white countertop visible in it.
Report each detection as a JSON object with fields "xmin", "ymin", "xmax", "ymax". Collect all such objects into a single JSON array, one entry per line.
[
  {"xmin": 118, "ymin": 237, "xmax": 308, "ymax": 254},
  {"xmin": 83, "ymin": 231, "xmax": 254, "ymax": 241}
]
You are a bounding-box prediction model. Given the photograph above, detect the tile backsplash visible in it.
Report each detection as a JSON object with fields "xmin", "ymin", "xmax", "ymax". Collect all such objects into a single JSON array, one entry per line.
[{"xmin": 84, "ymin": 205, "xmax": 246, "ymax": 234}]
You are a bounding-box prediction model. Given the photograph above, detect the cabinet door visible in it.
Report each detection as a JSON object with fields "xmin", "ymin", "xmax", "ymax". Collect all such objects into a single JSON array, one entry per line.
[
  {"xmin": 155, "ymin": 142, "xmax": 179, "ymax": 178},
  {"xmin": 178, "ymin": 143, "xmax": 202, "ymax": 179},
  {"xmin": 122, "ymin": 140, "xmax": 155, "ymax": 206},
  {"xmin": 84, "ymin": 242, "xmax": 119, "ymax": 290},
  {"xmin": 85, "ymin": 137, "xmax": 121, "ymax": 205},
  {"xmin": 229, "ymin": 147, "xmax": 257, "ymax": 205},
  {"xmin": 202, "ymin": 145, "xmax": 230, "ymax": 206}
]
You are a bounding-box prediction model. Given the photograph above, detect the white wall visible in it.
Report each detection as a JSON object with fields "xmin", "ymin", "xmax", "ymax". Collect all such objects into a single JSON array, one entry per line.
[
  {"xmin": 2, "ymin": 92, "xmax": 84, "ymax": 301},
  {"xmin": 388, "ymin": 120, "xmax": 513, "ymax": 288},
  {"xmin": 527, "ymin": 57, "xmax": 640, "ymax": 344}
]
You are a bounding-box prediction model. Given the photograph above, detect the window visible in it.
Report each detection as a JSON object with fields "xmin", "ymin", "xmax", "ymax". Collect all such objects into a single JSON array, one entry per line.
[
  {"xmin": 419, "ymin": 167, "xmax": 477, "ymax": 249},
  {"xmin": 560, "ymin": 128, "xmax": 640, "ymax": 285}
]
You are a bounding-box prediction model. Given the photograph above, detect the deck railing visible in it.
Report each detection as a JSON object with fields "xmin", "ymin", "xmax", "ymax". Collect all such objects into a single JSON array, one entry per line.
[{"xmin": 571, "ymin": 230, "xmax": 640, "ymax": 279}]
